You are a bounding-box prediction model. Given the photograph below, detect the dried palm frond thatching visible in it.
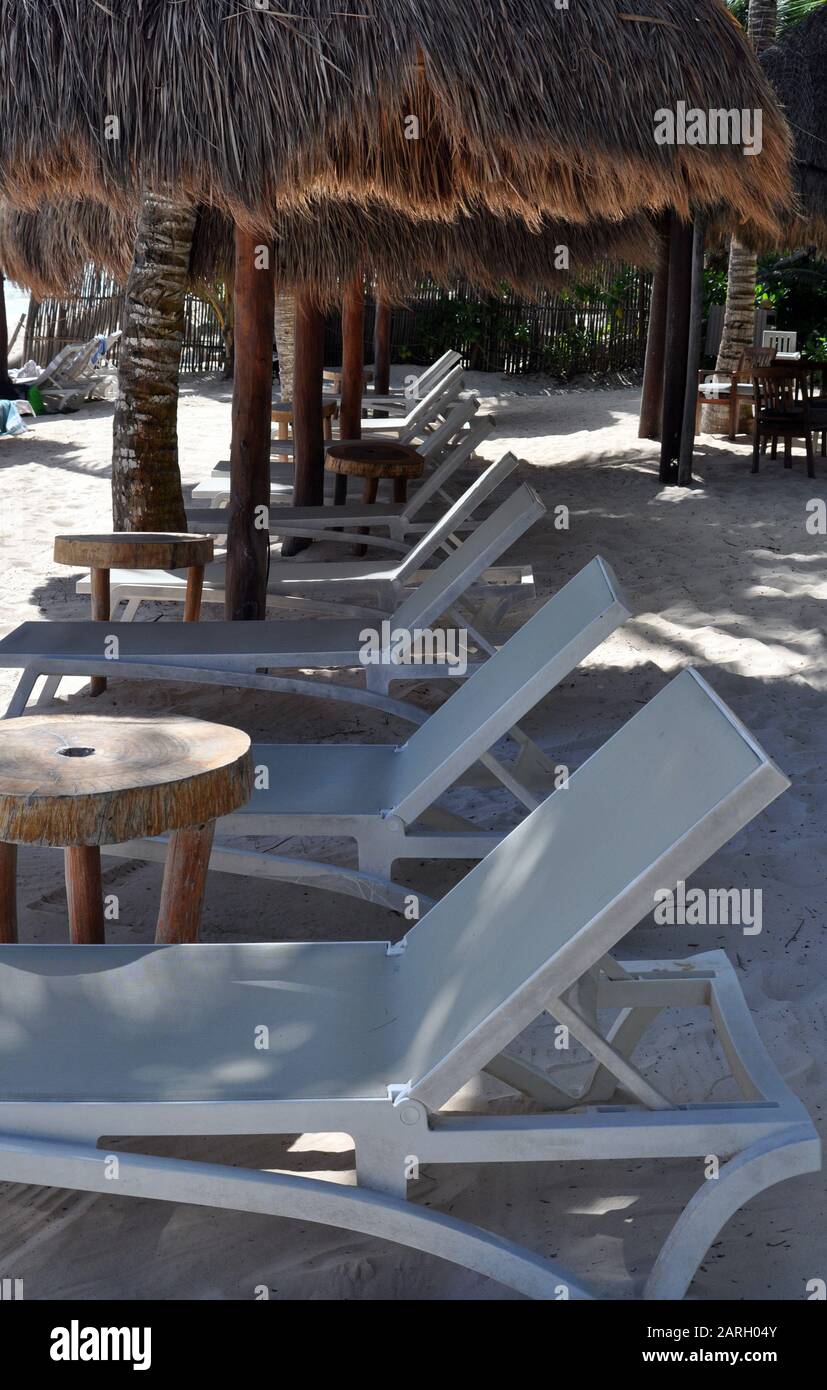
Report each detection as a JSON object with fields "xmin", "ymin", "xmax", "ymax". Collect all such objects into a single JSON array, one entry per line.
[
  {"xmin": 762, "ymin": 7, "xmax": 827, "ymax": 251},
  {"xmin": 0, "ymin": 201, "xmax": 133, "ymax": 299},
  {"xmin": 0, "ymin": 0, "xmax": 793, "ymax": 244},
  {"xmin": 1, "ymin": 196, "xmax": 659, "ymax": 305}
]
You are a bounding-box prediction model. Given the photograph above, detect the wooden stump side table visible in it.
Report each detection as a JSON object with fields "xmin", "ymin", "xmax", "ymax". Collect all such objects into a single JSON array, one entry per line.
[
  {"xmin": 0, "ymin": 715, "xmax": 251, "ymax": 945},
  {"xmin": 271, "ymin": 400, "xmax": 338, "ymax": 459},
  {"xmin": 323, "ymin": 368, "xmax": 373, "ymax": 394},
  {"xmin": 324, "ymin": 440, "xmax": 424, "ymax": 506},
  {"xmin": 54, "ymin": 532, "xmax": 214, "ymax": 695}
]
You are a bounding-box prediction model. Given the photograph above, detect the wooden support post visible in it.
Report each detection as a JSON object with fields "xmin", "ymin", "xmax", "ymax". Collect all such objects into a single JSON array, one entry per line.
[
  {"xmin": 677, "ymin": 216, "xmax": 706, "ymax": 487},
  {"xmin": 89, "ymin": 565, "xmax": 110, "ymax": 697},
  {"xmin": 225, "ymin": 227, "xmax": 275, "ymax": 620},
  {"xmin": 340, "ymin": 271, "xmax": 365, "ymax": 441},
  {"xmin": 638, "ymin": 219, "xmax": 670, "ymax": 440},
  {"xmin": 659, "ymin": 214, "xmax": 693, "ymax": 485},
  {"xmin": 0, "ymin": 844, "xmax": 17, "ymax": 943},
  {"xmin": 373, "ymin": 299, "xmax": 391, "ymax": 395},
  {"xmin": 283, "ymin": 288, "xmax": 326, "ymax": 557},
  {"xmin": 155, "ymin": 822, "xmax": 216, "ymax": 944},
  {"xmin": 65, "ymin": 846, "xmax": 105, "ymax": 944}
]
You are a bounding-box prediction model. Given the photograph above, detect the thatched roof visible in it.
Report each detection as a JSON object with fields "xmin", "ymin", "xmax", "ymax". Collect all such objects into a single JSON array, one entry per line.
[
  {"xmin": 762, "ymin": 8, "xmax": 827, "ymax": 250},
  {"xmin": 1, "ymin": 197, "xmax": 660, "ymax": 305},
  {"xmin": 0, "ymin": 202, "xmax": 132, "ymax": 299},
  {"xmin": 0, "ymin": 1, "xmax": 793, "ymax": 243}
]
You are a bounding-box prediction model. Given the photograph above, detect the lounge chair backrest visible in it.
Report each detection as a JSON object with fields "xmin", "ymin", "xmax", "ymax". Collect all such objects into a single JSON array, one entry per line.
[
  {"xmin": 59, "ymin": 338, "xmax": 101, "ymax": 382},
  {"xmin": 412, "ymin": 395, "xmax": 479, "ymax": 465},
  {"xmin": 394, "ymin": 669, "xmax": 789, "ymax": 1109},
  {"xmin": 395, "ymin": 452, "xmax": 519, "ymax": 579},
  {"xmin": 399, "ymin": 364, "xmax": 464, "ymax": 429},
  {"xmin": 404, "ymin": 411, "xmax": 494, "ymax": 521},
  {"xmin": 410, "ymin": 350, "xmax": 462, "ymax": 399},
  {"xmin": 387, "ymin": 558, "xmax": 630, "ymax": 822},
  {"xmin": 33, "ymin": 343, "xmax": 84, "ymax": 385},
  {"xmin": 389, "ymin": 479, "xmax": 544, "ymax": 636}
]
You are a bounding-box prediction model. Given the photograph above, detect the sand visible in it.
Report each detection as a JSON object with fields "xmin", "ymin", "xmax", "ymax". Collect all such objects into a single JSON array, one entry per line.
[{"xmin": 0, "ymin": 372, "xmax": 824, "ymax": 1300}]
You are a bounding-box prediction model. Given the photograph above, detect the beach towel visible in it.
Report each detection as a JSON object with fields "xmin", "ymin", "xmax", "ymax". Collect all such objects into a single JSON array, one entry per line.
[{"xmin": 0, "ymin": 400, "xmax": 27, "ymax": 436}]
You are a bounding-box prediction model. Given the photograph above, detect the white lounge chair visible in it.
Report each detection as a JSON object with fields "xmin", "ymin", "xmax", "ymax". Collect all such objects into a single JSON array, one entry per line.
[
  {"xmin": 11, "ymin": 342, "xmax": 86, "ymax": 411},
  {"xmin": 0, "ymin": 483, "xmax": 545, "ymax": 720},
  {"xmin": 12, "ymin": 332, "xmax": 121, "ymax": 412},
  {"xmin": 104, "ymin": 558, "xmax": 629, "ymax": 912},
  {"xmin": 81, "ymin": 453, "xmax": 530, "ymax": 624},
  {"xmin": 323, "ymin": 349, "xmax": 463, "ymax": 413},
  {"xmin": 193, "ymin": 395, "xmax": 491, "ymax": 523},
  {"xmin": 0, "ymin": 670, "xmax": 815, "ymax": 1300}
]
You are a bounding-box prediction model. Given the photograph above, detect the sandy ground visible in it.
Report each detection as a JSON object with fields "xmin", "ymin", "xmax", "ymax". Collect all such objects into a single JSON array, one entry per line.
[{"xmin": 0, "ymin": 370, "xmax": 824, "ymax": 1300}]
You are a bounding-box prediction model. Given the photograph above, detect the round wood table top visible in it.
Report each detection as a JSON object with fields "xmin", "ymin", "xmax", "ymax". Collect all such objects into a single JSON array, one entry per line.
[
  {"xmin": 323, "ymin": 368, "xmax": 374, "ymax": 391},
  {"xmin": 54, "ymin": 532, "xmax": 214, "ymax": 570},
  {"xmin": 325, "ymin": 440, "xmax": 424, "ymax": 480},
  {"xmin": 272, "ymin": 400, "xmax": 338, "ymax": 422},
  {"xmin": 0, "ymin": 715, "xmax": 252, "ymax": 847}
]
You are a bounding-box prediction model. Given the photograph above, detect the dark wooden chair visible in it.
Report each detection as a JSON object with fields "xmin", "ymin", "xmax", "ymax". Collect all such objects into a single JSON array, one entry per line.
[
  {"xmin": 751, "ymin": 365, "xmax": 815, "ymax": 478},
  {"xmin": 696, "ymin": 346, "xmax": 776, "ymax": 440}
]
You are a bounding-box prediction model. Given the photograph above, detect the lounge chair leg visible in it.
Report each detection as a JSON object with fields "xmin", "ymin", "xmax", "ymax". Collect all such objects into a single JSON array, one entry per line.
[
  {"xmin": 155, "ymin": 821, "xmax": 216, "ymax": 943},
  {"xmin": 643, "ymin": 1124, "xmax": 819, "ymax": 1300},
  {"xmin": 36, "ymin": 674, "xmax": 62, "ymax": 705},
  {"xmin": 4, "ymin": 668, "xmax": 40, "ymax": 719},
  {"xmin": 356, "ymin": 1139, "xmax": 409, "ymax": 1198},
  {"xmin": 751, "ymin": 430, "xmax": 760, "ymax": 474},
  {"xmin": 119, "ymin": 598, "xmax": 142, "ymax": 623},
  {"xmin": 806, "ymin": 431, "xmax": 816, "ymax": 480},
  {"xmin": 0, "ymin": 844, "xmax": 18, "ymax": 943},
  {"xmin": 64, "ymin": 846, "xmax": 106, "ymax": 944}
]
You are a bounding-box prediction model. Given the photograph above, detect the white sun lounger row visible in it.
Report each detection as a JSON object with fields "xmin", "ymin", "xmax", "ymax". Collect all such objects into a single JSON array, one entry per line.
[
  {"xmin": 0, "ymin": 667, "xmax": 817, "ymax": 1299},
  {"xmin": 188, "ymin": 396, "xmax": 495, "ymax": 542},
  {"xmin": 321, "ymin": 349, "xmax": 463, "ymax": 413},
  {"xmin": 101, "ymin": 558, "xmax": 629, "ymax": 912},
  {"xmin": 0, "ymin": 480, "xmax": 546, "ymax": 720},
  {"xmin": 191, "ymin": 364, "xmax": 468, "ymax": 507},
  {"xmin": 77, "ymin": 452, "xmax": 532, "ymax": 626}
]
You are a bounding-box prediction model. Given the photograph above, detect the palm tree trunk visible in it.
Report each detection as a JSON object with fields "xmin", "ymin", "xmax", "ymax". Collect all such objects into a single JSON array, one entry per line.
[
  {"xmin": 274, "ymin": 289, "xmax": 296, "ymax": 399},
  {"xmin": 749, "ymin": 0, "xmax": 777, "ymax": 52},
  {"xmin": 111, "ymin": 192, "xmax": 195, "ymax": 530},
  {"xmin": 0, "ymin": 268, "xmax": 11, "ymax": 393},
  {"xmin": 703, "ymin": 0, "xmax": 777, "ymax": 433}
]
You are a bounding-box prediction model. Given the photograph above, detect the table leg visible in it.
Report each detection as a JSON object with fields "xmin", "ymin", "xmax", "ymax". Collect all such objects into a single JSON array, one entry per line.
[
  {"xmin": 155, "ymin": 822, "xmax": 216, "ymax": 944},
  {"xmin": 324, "ymin": 413, "xmax": 333, "ymax": 443},
  {"xmin": 333, "ymin": 473, "xmax": 348, "ymax": 506},
  {"xmin": 275, "ymin": 420, "xmax": 290, "ymax": 462},
  {"xmin": 65, "ymin": 846, "xmax": 105, "ymax": 943},
  {"xmin": 0, "ymin": 844, "xmax": 18, "ymax": 943},
  {"xmin": 90, "ymin": 565, "xmax": 110, "ymax": 697},
  {"xmin": 393, "ymin": 477, "xmax": 408, "ymax": 505},
  {"xmin": 184, "ymin": 565, "xmax": 205, "ymax": 622},
  {"xmin": 355, "ymin": 476, "xmax": 380, "ymax": 556}
]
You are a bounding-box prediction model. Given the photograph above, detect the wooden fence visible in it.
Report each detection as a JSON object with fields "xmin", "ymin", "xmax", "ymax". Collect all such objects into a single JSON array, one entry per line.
[
  {"xmin": 327, "ymin": 265, "xmax": 652, "ymax": 376},
  {"xmin": 25, "ymin": 262, "xmax": 652, "ymax": 379}
]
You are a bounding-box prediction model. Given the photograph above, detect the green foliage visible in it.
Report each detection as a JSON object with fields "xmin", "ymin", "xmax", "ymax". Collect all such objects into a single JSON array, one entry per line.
[
  {"xmin": 393, "ymin": 269, "xmax": 644, "ymax": 378},
  {"xmin": 705, "ymin": 248, "xmax": 827, "ymax": 361},
  {"xmin": 728, "ymin": 0, "xmax": 827, "ymax": 32}
]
